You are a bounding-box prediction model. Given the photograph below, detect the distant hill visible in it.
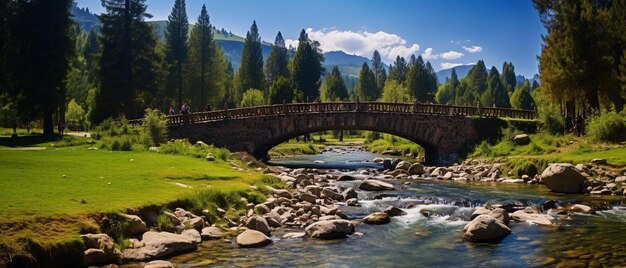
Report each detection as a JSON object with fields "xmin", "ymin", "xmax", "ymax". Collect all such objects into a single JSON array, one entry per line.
[
  {"xmin": 516, "ymin": 74, "xmax": 540, "ymax": 86},
  {"xmin": 436, "ymin": 64, "xmax": 475, "ymax": 84}
]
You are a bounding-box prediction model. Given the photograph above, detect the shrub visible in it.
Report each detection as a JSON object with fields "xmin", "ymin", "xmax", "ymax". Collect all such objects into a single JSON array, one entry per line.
[
  {"xmin": 510, "ymin": 160, "xmax": 539, "ymax": 178},
  {"xmin": 158, "ymin": 139, "xmax": 230, "ymax": 160},
  {"xmin": 141, "ymin": 108, "xmax": 168, "ymax": 147},
  {"xmin": 587, "ymin": 109, "xmax": 626, "ymax": 143},
  {"xmin": 471, "ymin": 140, "xmax": 494, "ymax": 157},
  {"xmin": 538, "ymin": 105, "xmax": 565, "ymax": 135},
  {"xmin": 240, "ymin": 89, "xmax": 266, "ymax": 107}
]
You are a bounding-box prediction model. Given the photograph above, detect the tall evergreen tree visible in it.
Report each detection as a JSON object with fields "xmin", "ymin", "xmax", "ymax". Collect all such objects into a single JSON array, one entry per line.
[
  {"xmin": 186, "ymin": 4, "xmax": 227, "ymax": 110},
  {"xmin": 92, "ymin": 0, "xmax": 161, "ymax": 123},
  {"xmin": 234, "ymin": 21, "xmax": 266, "ymax": 104},
  {"xmin": 450, "ymin": 68, "xmax": 460, "ymax": 88},
  {"xmin": 265, "ymin": 31, "xmax": 290, "ymax": 83},
  {"xmin": 456, "ymin": 60, "xmax": 488, "ymax": 105},
  {"xmin": 320, "ymin": 66, "xmax": 348, "ymax": 101},
  {"xmin": 500, "ymin": 62, "xmax": 517, "ymax": 93},
  {"xmin": 83, "ymin": 28, "xmax": 100, "ymax": 69},
  {"xmin": 510, "ymin": 80, "xmax": 536, "ymax": 110},
  {"xmin": 269, "ymin": 76, "xmax": 294, "ymax": 104},
  {"xmin": 388, "ymin": 56, "xmax": 409, "ymax": 84},
  {"xmin": 406, "ymin": 56, "xmax": 436, "ymax": 102},
  {"xmin": 481, "ymin": 66, "xmax": 510, "ymax": 107},
  {"xmin": 291, "ymin": 29, "xmax": 324, "ymax": 102},
  {"xmin": 165, "ymin": 0, "xmax": 189, "ymax": 108},
  {"xmin": 354, "ymin": 63, "xmax": 377, "ymax": 101},
  {"xmin": 371, "ymin": 50, "xmax": 387, "ymax": 93}
]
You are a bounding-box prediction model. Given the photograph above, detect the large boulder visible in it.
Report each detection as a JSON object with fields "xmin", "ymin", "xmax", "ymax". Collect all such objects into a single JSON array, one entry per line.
[
  {"xmin": 245, "ymin": 215, "xmax": 271, "ymax": 235},
  {"xmin": 81, "ymin": 233, "xmax": 121, "ymax": 266},
  {"xmin": 462, "ymin": 215, "xmax": 512, "ymax": 242},
  {"xmin": 200, "ymin": 227, "xmax": 223, "ymax": 240},
  {"xmin": 305, "ymin": 219, "xmax": 355, "ymax": 239},
  {"xmin": 408, "ymin": 163, "xmax": 425, "ymax": 175},
  {"xmin": 511, "ymin": 210, "xmax": 554, "ymax": 226},
  {"xmin": 342, "ymin": 188, "xmax": 358, "ymax": 201},
  {"xmin": 541, "ymin": 163, "xmax": 590, "ymax": 194},
  {"xmin": 121, "ymin": 214, "xmax": 148, "ymax": 236},
  {"xmin": 513, "ymin": 134, "xmax": 530, "ymax": 145},
  {"xmin": 384, "ymin": 206, "xmax": 406, "ymax": 217},
  {"xmin": 358, "ymin": 179, "xmax": 395, "ymax": 191},
  {"xmin": 181, "ymin": 229, "xmax": 201, "ymax": 243},
  {"xmin": 488, "ymin": 208, "xmax": 510, "ymax": 225},
  {"xmin": 236, "ymin": 230, "xmax": 272, "ymax": 248},
  {"xmin": 122, "ymin": 231, "xmax": 197, "ymax": 261},
  {"xmin": 363, "ymin": 212, "xmax": 391, "ymax": 225}
]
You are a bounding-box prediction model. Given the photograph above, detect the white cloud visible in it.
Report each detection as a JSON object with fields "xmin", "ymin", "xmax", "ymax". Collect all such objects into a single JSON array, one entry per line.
[
  {"xmin": 440, "ymin": 62, "xmax": 464, "ymax": 69},
  {"xmin": 462, "ymin": 45, "xmax": 482, "ymax": 53},
  {"xmin": 441, "ymin": 51, "xmax": 464, "ymax": 60},
  {"xmin": 450, "ymin": 39, "xmax": 471, "ymax": 45},
  {"xmin": 421, "ymin": 48, "xmax": 439, "ymax": 60},
  {"xmin": 285, "ymin": 28, "xmax": 420, "ymax": 62}
]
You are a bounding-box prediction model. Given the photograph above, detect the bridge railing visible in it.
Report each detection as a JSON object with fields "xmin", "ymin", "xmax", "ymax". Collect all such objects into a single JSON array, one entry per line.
[{"xmin": 128, "ymin": 102, "xmax": 536, "ymax": 126}]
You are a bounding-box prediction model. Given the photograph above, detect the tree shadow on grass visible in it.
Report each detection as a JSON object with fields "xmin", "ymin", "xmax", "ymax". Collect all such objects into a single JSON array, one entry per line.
[{"xmin": 0, "ymin": 135, "xmax": 60, "ymax": 148}]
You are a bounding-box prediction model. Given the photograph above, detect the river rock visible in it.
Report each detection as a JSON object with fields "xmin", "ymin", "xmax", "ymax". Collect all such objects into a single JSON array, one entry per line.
[
  {"xmin": 122, "ymin": 231, "xmax": 197, "ymax": 261},
  {"xmin": 359, "ymin": 179, "xmax": 395, "ymax": 191},
  {"xmin": 200, "ymin": 227, "xmax": 223, "ymax": 240},
  {"xmin": 511, "ymin": 209, "xmax": 554, "ymax": 226},
  {"xmin": 182, "ymin": 217, "xmax": 205, "ymax": 231},
  {"xmin": 305, "ymin": 219, "xmax": 355, "ymax": 239},
  {"xmin": 245, "ymin": 215, "xmax": 271, "ymax": 235},
  {"xmin": 395, "ymin": 161, "xmax": 412, "ymax": 171},
  {"xmin": 144, "ymin": 260, "xmax": 175, "ymax": 268},
  {"xmin": 236, "ymin": 230, "xmax": 272, "ymax": 248},
  {"xmin": 342, "ymin": 188, "xmax": 358, "ymax": 201},
  {"xmin": 81, "ymin": 233, "xmax": 121, "ymax": 266},
  {"xmin": 590, "ymin": 158, "xmax": 607, "ymax": 165},
  {"xmin": 346, "ymin": 198, "xmax": 359, "ymax": 206},
  {"xmin": 283, "ymin": 232, "xmax": 306, "ymax": 239},
  {"xmin": 408, "ymin": 163, "xmax": 425, "ymax": 175},
  {"xmin": 383, "ymin": 159, "xmax": 393, "ymax": 170},
  {"xmin": 322, "ymin": 188, "xmax": 343, "ymax": 201},
  {"xmin": 299, "ymin": 192, "xmax": 317, "ymax": 204},
  {"xmin": 121, "ymin": 214, "xmax": 148, "ymax": 236},
  {"xmin": 488, "ymin": 208, "xmax": 510, "ymax": 225},
  {"xmin": 567, "ymin": 204, "xmax": 594, "ymax": 214},
  {"xmin": 181, "ymin": 229, "xmax": 201, "ymax": 243},
  {"xmin": 431, "ymin": 167, "xmax": 448, "ymax": 177},
  {"xmin": 462, "ymin": 215, "xmax": 512, "ymax": 242},
  {"xmin": 470, "ymin": 207, "xmax": 491, "ymax": 220},
  {"xmin": 513, "ymin": 134, "xmax": 530, "ymax": 145},
  {"xmin": 541, "ymin": 163, "xmax": 590, "ymax": 194},
  {"xmin": 382, "ymin": 206, "xmax": 405, "ymax": 217},
  {"xmin": 337, "ymin": 174, "xmax": 357, "ymax": 181},
  {"xmin": 363, "ymin": 212, "xmax": 391, "ymax": 225}
]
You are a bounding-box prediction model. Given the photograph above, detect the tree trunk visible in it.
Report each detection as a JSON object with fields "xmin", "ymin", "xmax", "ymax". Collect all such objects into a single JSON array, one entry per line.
[
  {"xmin": 43, "ymin": 107, "xmax": 54, "ymax": 137},
  {"xmin": 178, "ymin": 62, "xmax": 183, "ymax": 109},
  {"xmin": 339, "ymin": 130, "xmax": 343, "ymax": 142}
]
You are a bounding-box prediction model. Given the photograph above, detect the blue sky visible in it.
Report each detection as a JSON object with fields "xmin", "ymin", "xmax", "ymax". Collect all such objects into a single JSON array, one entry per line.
[{"xmin": 76, "ymin": 0, "xmax": 545, "ymax": 77}]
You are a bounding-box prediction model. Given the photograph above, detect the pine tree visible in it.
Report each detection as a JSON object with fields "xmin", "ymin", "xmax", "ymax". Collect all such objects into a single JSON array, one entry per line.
[
  {"xmin": 354, "ymin": 63, "xmax": 377, "ymax": 101},
  {"xmin": 92, "ymin": 0, "xmax": 161, "ymax": 123},
  {"xmin": 388, "ymin": 56, "xmax": 408, "ymax": 84},
  {"xmin": 291, "ymin": 29, "xmax": 324, "ymax": 102},
  {"xmin": 165, "ymin": 0, "xmax": 189, "ymax": 108},
  {"xmin": 320, "ymin": 66, "xmax": 348, "ymax": 101},
  {"xmin": 265, "ymin": 32, "xmax": 290, "ymax": 83},
  {"xmin": 450, "ymin": 68, "xmax": 460, "ymax": 89},
  {"xmin": 510, "ymin": 80, "xmax": 535, "ymax": 110},
  {"xmin": 371, "ymin": 50, "xmax": 387, "ymax": 95},
  {"xmin": 406, "ymin": 56, "xmax": 436, "ymax": 102},
  {"xmin": 187, "ymin": 4, "xmax": 227, "ymax": 110},
  {"xmin": 83, "ymin": 28, "xmax": 100, "ymax": 69},
  {"xmin": 481, "ymin": 66, "xmax": 510, "ymax": 107},
  {"xmin": 269, "ymin": 76, "xmax": 294, "ymax": 104},
  {"xmin": 500, "ymin": 62, "xmax": 517, "ymax": 93},
  {"xmin": 234, "ymin": 21, "xmax": 266, "ymax": 104}
]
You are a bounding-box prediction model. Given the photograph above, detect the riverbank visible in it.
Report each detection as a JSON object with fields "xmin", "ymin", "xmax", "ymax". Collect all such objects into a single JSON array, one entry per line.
[{"xmin": 0, "ymin": 135, "xmax": 273, "ymax": 267}]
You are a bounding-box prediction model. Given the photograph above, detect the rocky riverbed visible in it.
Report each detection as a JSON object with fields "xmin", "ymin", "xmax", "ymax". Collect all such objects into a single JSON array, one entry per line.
[{"xmin": 75, "ymin": 149, "xmax": 626, "ymax": 267}]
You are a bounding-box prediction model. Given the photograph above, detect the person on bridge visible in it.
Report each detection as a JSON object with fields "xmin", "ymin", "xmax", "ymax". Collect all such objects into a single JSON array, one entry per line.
[
  {"xmin": 168, "ymin": 105, "xmax": 176, "ymax": 116},
  {"xmin": 181, "ymin": 103, "xmax": 189, "ymax": 115},
  {"xmin": 205, "ymin": 104, "xmax": 212, "ymax": 112}
]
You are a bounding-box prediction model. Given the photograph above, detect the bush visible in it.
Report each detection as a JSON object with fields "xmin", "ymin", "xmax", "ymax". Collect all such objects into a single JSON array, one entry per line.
[
  {"xmin": 471, "ymin": 140, "xmax": 494, "ymax": 157},
  {"xmin": 93, "ymin": 117, "xmax": 131, "ymax": 139},
  {"xmin": 538, "ymin": 105, "xmax": 565, "ymax": 135},
  {"xmin": 159, "ymin": 139, "xmax": 230, "ymax": 160},
  {"xmin": 141, "ymin": 108, "xmax": 168, "ymax": 147},
  {"xmin": 240, "ymin": 89, "xmax": 266, "ymax": 107},
  {"xmin": 510, "ymin": 160, "xmax": 539, "ymax": 178},
  {"xmin": 587, "ymin": 109, "xmax": 626, "ymax": 143}
]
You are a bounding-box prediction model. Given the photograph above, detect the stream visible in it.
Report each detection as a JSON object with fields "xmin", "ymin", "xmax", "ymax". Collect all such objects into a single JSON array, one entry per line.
[{"xmin": 144, "ymin": 147, "xmax": 626, "ymax": 267}]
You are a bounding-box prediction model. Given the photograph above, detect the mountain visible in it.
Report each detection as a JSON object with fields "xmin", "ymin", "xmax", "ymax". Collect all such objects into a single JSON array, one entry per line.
[
  {"xmin": 436, "ymin": 64, "xmax": 474, "ymax": 84},
  {"xmin": 71, "ymin": 3, "xmax": 99, "ymax": 32},
  {"xmin": 516, "ymin": 74, "xmax": 540, "ymax": 86}
]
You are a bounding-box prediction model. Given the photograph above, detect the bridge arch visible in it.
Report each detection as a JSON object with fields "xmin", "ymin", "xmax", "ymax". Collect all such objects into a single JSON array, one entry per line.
[{"xmin": 153, "ymin": 102, "xmax": 535, "ymax": 165}]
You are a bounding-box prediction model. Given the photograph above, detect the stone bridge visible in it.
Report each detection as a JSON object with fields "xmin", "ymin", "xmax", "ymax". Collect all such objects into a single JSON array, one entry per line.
[{"xmin": 131, "ymin": 102, "xmax": 536, "ymax": 165}]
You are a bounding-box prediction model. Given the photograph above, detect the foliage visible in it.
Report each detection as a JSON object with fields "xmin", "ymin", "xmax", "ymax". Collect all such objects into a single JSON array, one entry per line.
[
  {"xmin": 320, "ymin": 66, "xmax": 349, "ymax": 101},
  {"xmin": 164, "ymin": 0, "xmax": 189, "ymax": 108},
  {"xmin": 268, "ymin": 76, "xmax": 294, "ymax": 104},
  {"xmin": 141, "ymin": 108, "xmax": 168, "ymax": 147},
  {"xmin": 500, "ymin": 62, "xmax": 517, "ymax": 93},
  {"xmin": 406, "ymin": 56, "xmax": 438, "ymax": 102},
  {"xmin": 371, "ymin": 50, "xmax": 387, "ymax": 93},
  {"xmin": 159, "ymin": 139, "xmax": 230, "ymax": 160},
  {"xmin": 354, "ymin": 62, "xmax": 378, "ymax": 101},
  {"xmin": 91, "ymin": 0, "xmax": 162, "ymax": 123},
  {"xmin": 480, "ymin": 66, "xmax": 510, "ymax": 108},
  {"xmin": 510, "ymin": 80, "xmax": 536, "ymax": 110},
  {"xmin": 234, "ymin": 21, "xmax": 266, "ymax": 104},
  {"xmin": 265, "ymin": 32, "xmax": 290, "ymax": 82},
  {"xmin": 291, "ymin": 29, "xmax": 324, "ymax": 102},
  {"xmin": 538, "ymin": 104, "xmax": 566, "ymax": 135},
  {"xmin": 388, "ymin": 56, "xmax": 408, "ymax": 84},
  {"xmin": 455, "ymin": 60, "xmax": 488, "ymax": 105},
  {"xmin": 379, "ymin": 80, "xmax": 413, "ymax": 103},
  {"xmin": 587, "ymin": 109, "xmax": 626, "ymax": 143},
  {"xmin": 65, "ymin": 99, "xmax": 85, "ymax": 130},
  {"xmin": 240, "ymin": 88, "xmax": 266, "ymax": 107}
]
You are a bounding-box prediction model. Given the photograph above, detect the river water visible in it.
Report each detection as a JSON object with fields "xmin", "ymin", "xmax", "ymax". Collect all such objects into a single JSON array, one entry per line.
[{"xmin": 165, "ymin": 147, "xmax": 626, "ymax": 267}]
